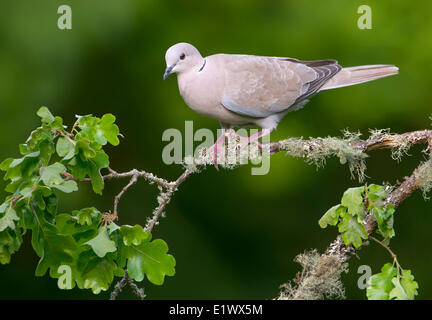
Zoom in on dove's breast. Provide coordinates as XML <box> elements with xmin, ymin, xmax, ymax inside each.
<box><xmin>177</xmin><ymin>55</ymin><xmax>255</xmax><ymax>126</ymax></box>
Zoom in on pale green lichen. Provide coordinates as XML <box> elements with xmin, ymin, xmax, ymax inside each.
<box><xmin>390</xmin><ymin>138</ymin><xmax>411</xmax><ymax>161</ymax></box>
<box><xmin>279</xmin><ymin>130</ymin><xmax>368</xmax><ymax>181</ymax></box>
<box><xmin>415</xmin><ymin>115</ymin><xmax>432</xmax><ymax>198</ymax></box>
<box><xmin>368</xmin><ymin>128</ymin><xmax>390</xmax><ymax>140</ymax></box>
<box><xmin>182</xmin><ymin>130</ymin><xmax>268</xmax><ymax>171</ymax></box>
<box><xmin>309</xmin><ymin>131</ymin><xmax>367</xmax><ymax>181</ymax></box>
<box><xmin>277</xmin><ymin>249</ymin><xmax>347</xmax><ymax>300</ymax></box>
<box><xmin>368</xmin><ymin>128</ymin><xmax>411</xmax><ymax>161</ymax></box>
<box><xmin>184</xmin><ymin>130</ymin><xmax>368</xmax><ymax>180</ymax></box>
<box><xmin>415</xmin><ymin>159</ymin><xmax>432</xmax><ymax>199</ymax></box>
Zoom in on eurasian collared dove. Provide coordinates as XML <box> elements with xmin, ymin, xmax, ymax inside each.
<box><xmin>163</xmin><ymin>42</ymin><xmax>398</xmax><ymax>166</ymax></box>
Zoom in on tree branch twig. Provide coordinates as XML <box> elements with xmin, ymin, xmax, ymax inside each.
<box><xmin>277</xmin><ymin>130</ymin><xmax>432</xmax><ymax>300</ymax></box>
<box><xmin>68</xmin><ymin>128</ymin><xmax>432</xmax><ymax>299</ymax></box>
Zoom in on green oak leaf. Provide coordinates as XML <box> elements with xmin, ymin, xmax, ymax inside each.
<box><xmin>0</xmin><ymin>228</ymin><xmax>22</xmax><ymax>264</ymax></box>
<box><xmin>390</xmin><ymin>278</ymin><xmax>409</xmax><ymax>300</ymax></box>
<box><xmin>389</xmin><ymin>270</ymin><xmax>419</xmax><ymax>300</ymax></box>
<box><xmin>77</xmin><ymin>116</ymin><xmax>98</xmax><ymax>139</ymax></box>
<box><xmin>78</xmin><ymin>114</ymin><xmax>120</xmax><ymax>147</ymax></box>
<box><xmin>24</xmin><ymin>126</ymin><xmax>53</xmax><ymax>152</ymax></box>
<box><xmin>0</xmin><ymin>206</ymin><xmax>19</xmax><ymax>232</ymax></box>
<box><xmin>76</xmin><ymin>250</ymin><xmax>124</xmax><ymax>294</ymax></box>
<box><xmin>35</xmin><ymin>225</ymin><xmax>78</xmax><ymax>277</ymax></box>
<box><xmin>68</xmin><ymin>150</ymin><xmax>108</xmax><ymax>194</ymax></box>
<box><xmin>56</xmin><ymin>137</ymin><xmax>75</xmax><ymax>160</ymax></box>
<box><xmin>32</xmin><ymin>186</ymin><xmax>56</xmax><ymax>214</ymax></box>
<box><xmin>19</xmin><ymin>206</ymin><xmax>44</xmax><ymax>256</ymax></box>
<box><xmin>19</xmin><ymin>187</ymin><xmax>33</xmax><ymax>199</ymax></box>
<box><xmin>55</xmin><ymin>210</ymin><xmax>101</xmax><ymax>246</ymax></box>
<box><xmin>107</xmin><ymin>222</ymin><xmax>120</xmax><ymax>234</ymax></box>
<box><xmin>0</xmin><ymin>158</ymin><xmax>13</xmax><ymax>171</ymax></box>
<box><xmin>319</xmin><ymin>204</ymin><xmax>344</xmax><ymax>228</ymax></box>
<box><xmin>84</xmin><ymin>226</ymin><xmax>116</xmax><ymax>258</ymax></box>
<box><xmin>74</xmin><ymin>207</ymin><xmax>102</xmax><ymax>226</ymax></box>
<box><xmin>54</xmin><ymin>180</ymin><xmax>78</xmax><ymax>193</ymax></box>
<box><xmin>2</xmin><ymin>151</ymin><xmax>40</xmax><ymax>181</ymax></box>
<box><xmin>99</xmin><ymin>114</ymin><xmax>120</xmax><ymax>146</ymax></box>
<box><xmin>338</xmin><ymin>214</ymin><xmax>368</xmax><ymax>248</ymax></box>
<box><xmin>91</xmin><ymin>150</ymin><xmax>109</xmax><ymax>169</ymax></box>
<box><xmin>39</xmin><ymin>139</ymin><xmax>55</xmax><ymax>165</ymax></box>
<box><xmin>367</xmin><ymin>184</ymin><xmax>387</xmax><ymax>203</ymax></box>
<box><xmin>121</xmin><ymin>235</ymin><xmax>176</xmax><ymax>285</ymax></box>
<box><xmin>372</xmin><ymin>206</ymin><xmax>395</xmax><ymax>240</ymax></box>
<box><xmin>120</xmin><ymin>225</ymin><xmax>150</xmax><ymax>246</ymax></box>
<box><xmin>40</xmin><ymin>162</ymin><xmax>67</xmax><ymax>185</ymax></box>
<box><xmin>75</xmin><ymin>139</ymin><xmax>97</xmax><ymax>159</ymax></box>
<box><xmin>367</xmin><ymin>263</ymin><xmax>397</xmax><ymax>300</ymax></box>
<box><xmin>39</xmin><ymin>162</ymin><xmax>78</xmax><ymax>193</ymax></box>
<box><xmin>341</xmin><ymin>186</ymin><xmax>365</xmax><ymax>217</ymax></box>
<box><xmin>37</xmin><ymin>106</ymin><xmax>55</xmax><ymax>125</ymax></box>
<box><xmin>0</xmin><ymin>202</ymin><xmax>8</xmax><ymax>213</ymax></box>
<box><xmin>49</xmin><ymin>116</ymin><xmax>65</xmax><ymax>131</ymax></box>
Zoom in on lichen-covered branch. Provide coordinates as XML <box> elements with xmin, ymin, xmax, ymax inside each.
<box><xmin>277</xmin><ymin>130</ymin><xmax>432</xmax><ymax>300</ymax></box>
<box><xmin>72</xmin><ymin>128</ymin><xmax>431</xmax><ymax>300</ymax></box>
<box><xmin>145</xmin><ymin>169</ymin><xmax>192</xmax><ymax>232</ymax></box>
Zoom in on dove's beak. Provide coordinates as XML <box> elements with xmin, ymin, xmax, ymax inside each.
<box><xmin>163</xmin><ymin>64</ymin><xmax>175</xmax><ymax>80</ymax></box>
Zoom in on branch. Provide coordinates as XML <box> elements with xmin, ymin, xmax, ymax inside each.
<box><xmin>270</xmin><ymin>129</ymin><xmax>432</xmax><ymax>154</ymax></box>
<box><xmin>109</xmin><ymin>270</ymin><xmax>145</xmax><ymax>300</ymax></box>
<box><xmin>145</xmin><ymin>169</ymin><xmax>192</xmax><ymax>232</ymax></box>
<box><xmin>109</xmin><ymin>271</ymin><xmax>128</xmax><ymax>300</ymax></box>
<box><xmin>67</xmin><ymin>128</ymin><xmax>431</xmax><ymax>299</ymax></box>
<box><xmin>277</xmin><ymin>131</ymin><xmax>432</xmax><ymax>300</ymax></box>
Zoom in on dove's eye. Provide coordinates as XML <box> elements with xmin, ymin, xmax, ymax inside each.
<box><xmin>180</xmin><ymin>53</ymin><xmax>186</xmax><ymax>60</ymax></box>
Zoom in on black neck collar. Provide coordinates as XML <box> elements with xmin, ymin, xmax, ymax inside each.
<box><xmin>198</xmin><ymin>59</ymin><xmax>206</xmax><ymax>72</ymax></box>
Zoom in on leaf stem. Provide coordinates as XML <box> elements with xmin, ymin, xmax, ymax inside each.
<box><xmin>369</xmin><ymin>235</ymin><xmax>397</xmax><ymax>260</ymax></box>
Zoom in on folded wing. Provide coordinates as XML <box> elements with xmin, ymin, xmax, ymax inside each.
<box><xmin>221</xmin><ymin>55</ymin><xmax>341</xmax><ymax>118</ymax></box>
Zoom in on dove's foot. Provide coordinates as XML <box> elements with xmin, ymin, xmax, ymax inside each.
<box><xmin>236</xmin><ymin>129</ymin><xmax>271</xmax><ymax>154</ymax></box>
<box><xmin>205</xmin><ymin>129</ymin><xmax>227</xmax><ymax>170</ymax></box>
<box><xmin>204</xmin><ymin>129</ymin><xmax>270</xmax><ymax>169</ymax></box>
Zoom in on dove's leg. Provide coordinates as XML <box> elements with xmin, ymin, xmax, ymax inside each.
<box><xmin>205</xmin><ymin>128</ymin><xmax>271</xmax><ymax>168</ymax></box>
<box><xmin>237</xmin><ymin>129</ymin><xmax>272</xmax><ymax>152</ymax></box>
<box><xmin>205</xmin><ymin>129</ymin><xmax>226</xmax><ymax>169</ymax></box>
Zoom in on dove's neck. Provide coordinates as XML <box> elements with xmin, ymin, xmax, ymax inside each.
<box><xmin>197</xmin><ymin>59</ymin><xmax>206</xmax><ymax>72</ymax></box>
<box><xmin>176</xmin><ymin>55</ymin><xmax>226</xmax><ymax>117</ymax></box>
<box><xmin>179</xmin><ymin>55</ymin><xmax>205</xmax><ymax>76</ymax></box>
<box><xmin>177</xmin><ymin>56</ymin><xmax>205</xmax><ymax>88</ymax></box>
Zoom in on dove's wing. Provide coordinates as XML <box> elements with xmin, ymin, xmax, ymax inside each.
<box><xmin>220</xmin><ymin>54</ymin><xmax>341</xmax><ymax>118</ymax></box>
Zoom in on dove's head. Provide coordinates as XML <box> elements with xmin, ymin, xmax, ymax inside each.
<box><xmin>164</xmin><ymin>43</ymin><xmax>203</xmax><ymax>80</ymax></box>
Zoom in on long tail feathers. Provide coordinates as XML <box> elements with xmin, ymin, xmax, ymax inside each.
<box><xmin>320</xmin><ymin>64</ymin><xmax>399</xmax><ymax>91</ymax></box>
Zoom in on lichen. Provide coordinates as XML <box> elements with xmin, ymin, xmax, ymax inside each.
<box><xmin>185</xmin><ymin>130</ymin><xmax>369</xmax><ymax>181</ymax></box>
<box><xmin>182</xmin><ymin>130</ymin><xmax>267</xmax><ymax>171</ymax></box>
<box><xmin>277</xmin><ymin>249</ymin><xmax>348</xmax><ymax>300</ymax></box>
<box><xmin>390</xmin><ymin>136</ymin><xmax>412</xmax><ymax>161</ymax></box>
<box><xmin>279</xmin><ymin>131</ymin><xmax>368</xmax><ymax>181</ymax></box>
<box><xmin>368</xmin><ymin>128</ymin><xmax>411</xmax><ymax>161</ymax></box>
<box><xmin>308</xmin><ymin>131</ymin><xmax>367</xmax><ymax>181</ymax></box>
<box><xmin>368</xmin><ymin>128</ymin><xmax>390</xmax><ymax>140</ymax></box>
<box><xmin>415</xmin><ymin>159</ymin><xmax>432</xmax><ymax>199</ymax></box>
<box><xmin>278</xmin><ymin>137</ymin><xmax>307</xmax><ymax>158</ymax></box>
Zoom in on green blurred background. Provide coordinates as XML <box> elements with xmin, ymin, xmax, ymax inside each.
<box><xmin>0</xmin><ymin>0</ymin><xmax>431</xmax><ymax>299</ymax></box>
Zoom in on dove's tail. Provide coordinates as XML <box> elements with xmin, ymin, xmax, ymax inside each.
<box><xmin>320</xmin><ymin>64</ymin><xmax>399</xmax><ymax>91</ymax></box>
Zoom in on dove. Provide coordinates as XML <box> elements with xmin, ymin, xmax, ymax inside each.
<box><xmin>163</xmin><ymin>42</ymin><xmax>398</xmax><ymax>167</ymax></box>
